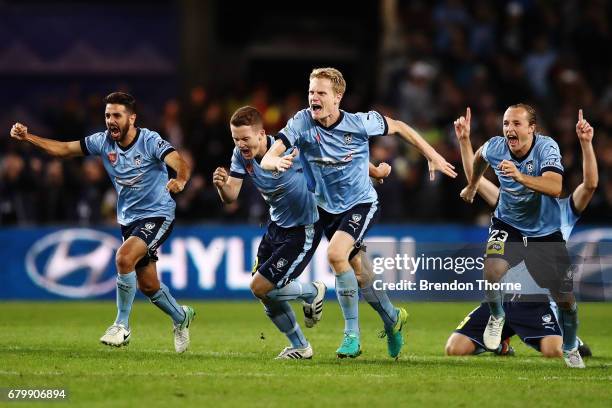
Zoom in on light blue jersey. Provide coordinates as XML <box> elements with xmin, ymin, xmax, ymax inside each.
<box><xmin>81</xmin><ymin>128</ymin><xmax>176</xmax><ymax>225</ymax></box>
<box><xmin>482</xmin><ymin>134</ymin><xmax>564</xmax><ymax>237</ymax></box>
<box><xmin>230</xmin><ymin>136</ymin><xmax>318</xmax><ymax>228</ymax></box>
<box><xmin>277</xmin><ymin>109</ymin><xmax>388</xmax><ymax>214</ymax></box>
<box><xmin>502</xmin><ymin>196</ymin><xmax>580</xmax><ymax>295</ymax></box>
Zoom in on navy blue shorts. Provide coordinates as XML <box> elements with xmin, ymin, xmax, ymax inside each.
<box><xmin>454</xmin><ymin>298</ymin><xmax>562</xmax><ymax>351</ymax></box>
<box><xmin>485</xmin><ymin>218</ymin><xmax>573</xmax><ymax>293</ymax></box>
<box><xmin>120</xmin><ymin>217</ymin><xmax>174</xmax><ymax>269</ymax></box>
<box><xmin>254</xmin><ymin>221</ymin><xmax>323</xmax><ymax>288</ymax></box>
<box><xmin>318</xmin><ymin>202</ymin><xmax>380</xmax><ymax>260</ymax></box>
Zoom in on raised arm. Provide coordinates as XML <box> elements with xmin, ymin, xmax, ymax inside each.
<box><xmin>10</xmin><ymin>122</ymin><xmax>83</xmax><ymax>158</ymax></box>
<box><xmin>212</xmin><ymin>167</ymin><xmax>243</xmax><ymax>204</ymax></box>
<box><xmin>164</xmin><ymin>150</ymin><xmax>191</xmax><ymax>193</ymax></box>
<box><xmin>454</xmin><ymin>107</ymin><xmax>499</xmax><ymax>207</ymax></box>
<box><xmin>386</xmin><ymin>117</ymin><xmax>457</xmax><ymax>180</ymax></box>
<box><xmin>572</xmin><ymin>109</ymin><xmax>598</xmax><ymax>212</ymax></box>
<box><xmin>460</xmin><ymin>146</ymin><xmax>489</xmax><ymax>204</ymax></box>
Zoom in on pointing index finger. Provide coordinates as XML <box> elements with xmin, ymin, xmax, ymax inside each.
<box><xmin>579</xmin><ymin>109</ymin><xmax>583</xmax><ymax>122</ymax></box>
<box><xmin>466</xmin><ymin>107</ymin><xmax>471</xmax><ymax>123</ymax></box>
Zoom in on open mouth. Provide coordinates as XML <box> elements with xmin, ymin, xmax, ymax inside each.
<box><xmin>109</xmin><ymin>125</ymin><xmax>121</xmax><ymax>138</ymax></box>
<box><xmin>506</xmin><ymin>135</ymin><xmax>519</xmax><ymax>148</ymax></box>
<box><xmin>310</xmin><ymin>104</ymin><xmax>323</xmax><ymax>114</ymax></box>
<box><xmin>240</xmin><ymin>148</ymin><xmax>251</xmax><ymax>157</ymax></box>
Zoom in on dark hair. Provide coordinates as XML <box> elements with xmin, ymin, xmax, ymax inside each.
<box><xmin>230</xmin><ymin>106</ymin><xmax>263</xmax><ymax>128</ymax></box>
<box><xmin>104</xmin><ymin>92</ymin><xmax>136</xmax><ymax>113</ymax></box>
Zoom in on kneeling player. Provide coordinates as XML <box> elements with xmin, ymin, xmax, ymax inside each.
<box><xmin>448</xmin><ymin>108</ymin><xmax>597</xmax><ymax>364</ymax></box>
<box><xmin>213</xmin><ymin>106</ymin><xmax>325</xmax><ymax>359</ymax></box>
<box><xmin>446</xmin><ymin>290</ymin><xmax>592</xmax><ymax>358</ymax></box>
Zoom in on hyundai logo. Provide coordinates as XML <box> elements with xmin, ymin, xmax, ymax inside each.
<box><xmin>25</xmin><ymin>229</ymin><xmax>120</xmax><ymax>298</ymax></box>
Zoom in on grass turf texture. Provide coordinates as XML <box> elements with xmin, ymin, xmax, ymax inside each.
<box><xmin>1</xmin><ymin>301</ymin><xmax>611</xmax><ymax>407</ymax></box>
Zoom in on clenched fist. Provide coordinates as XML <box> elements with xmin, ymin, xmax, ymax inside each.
<box><xmin>213</xmin><ymin>167</ymin><xmax>229</xmax><ymax>188</ymax></box>
<box><xmin>10</xmin><ymin>123</ymin><xmax>28</xmax><ymax>140</ymax></box>
<box><xmin>166</xmin><ymin>178</ymin><xmax>186</xmax><ymax>193</ymax></box>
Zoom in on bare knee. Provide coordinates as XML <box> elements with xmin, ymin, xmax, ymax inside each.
<box><xmin>250</xmin><ymin>280</ymin><xmax>268</xmax><ymax>300</ymax></box>
<box><xmin>541</xmin><ymin>347</ymin><xmax>562</xmax><ymax>358</ymax></box>
<box><xmin>484</xmin><ymin>258</ymin><xmax>509</xmax><ymax>282</ymax></box>
<box><xmin>445</xmin><ymin>334</ymin><xmax>475</xmax><ymax>356</ymax></box>
<box><xmin>327</xmin><ymin>246</ymin><xmax>349</xmax><ymax>272</ymax></box>
<box><xmin>540</xmin><ymin>337</ymin><xmax>563</xmax><ymax>358</ymax></box>
<box><xmin>116</xmin><ymin>250</ymin><xmax>138</xmax><ymax>274</ymax></box>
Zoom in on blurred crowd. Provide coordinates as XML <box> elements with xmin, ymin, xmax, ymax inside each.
<box><xmin>0</xmin><ymin>0</ymin><xmax>610</xmax><ymax>226</ymax></box>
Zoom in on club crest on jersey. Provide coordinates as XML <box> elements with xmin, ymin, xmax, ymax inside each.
<box><xmin>276</xmin><ymin>258</ymin><xmax>288</xmax><ymax>269</ymax></box>
<box><xmin>344</xmin><ymin>133</ymin><xmax>352</xmax><ymax>145</ymax></box>
<box><xmin>271</xmin><ymin>170</ymin><xmax>280</xmax><ymax>178</ymax></box>
<box><xmin>107</xmin><ymin>151</ymin><xmax>117</xmax><ymax>165</ymax></box>
<box><xmin>525</xmin><ymin>160</ymin><xmax>534</xmax><ymax>174</ymax></box>
<box><xmin>134</xmin><ymin>154</ymin><xmax>142</xmax><ymax>167</ymax></box>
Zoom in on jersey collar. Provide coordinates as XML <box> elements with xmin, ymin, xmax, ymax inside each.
<box><xmin>312</xmin><ymin>110</ymin><xmax>344</xmax><ymax>130</ymax></box>
<box><xmin>508</xmin><ymin>134</ymin><xmax>537</xmax><ymax>162</ymax></box>
<box><xmin>254</xmin><ymin>135</ymin><xmax>273</xmax><ymax>164</ymax></box>
<box><xmin>116</xmin><ymin>128</ymin><xmax>141</xmax><ymax>152</ymax></box>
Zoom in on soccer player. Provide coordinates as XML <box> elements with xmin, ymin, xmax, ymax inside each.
<box><xmin>447</xmin><ymin>108</ymin><xmax>597</xmax><ymax>363</ymax></box>
<box><xmin>213</xmin><ymin>106</ymin><xmax>326</xmax><ymax>359</ymax></box>
<box><xmin>261</xmin><ymin>67</ymin><xmax>457</xmax><ymax>358</ymax></box>
<box><xmin>460</xmin><ymin>105</ymin><xmax>594</xmax><ymax>367</ymax></box>
<box><xmin>10</xmin><ymin>92</ymin><xmax>195</xmax><ymax>353</ymax></box>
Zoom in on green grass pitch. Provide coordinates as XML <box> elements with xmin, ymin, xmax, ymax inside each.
<box><xmin>1</xmin><ymin>301</ymin><xmax>611</xmax><ymax>407</ymax></box>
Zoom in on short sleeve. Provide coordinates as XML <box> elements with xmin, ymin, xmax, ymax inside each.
<box><xmin>356</xmin><ymin>111</ymin><xmax>388</xmax><ymax>137</ymax></box>
<box><xmin>276</xmin><ymin>111</ymin><xmax>308</xmax><ymax>150</ymax></box>
<box><xmin>229</xmin><ymin>148</ymin><xmax>246</xmax><ymax>179</ymax></box>
<box><xmin>81</xmin><ymin>132</ymin><xmax>106</xmax><ymax>156</ymax></box>
<box><xmin>146</xmin><ymin>132</ymin><xmax>175</xmax><ymax>161</ymax></box>
<box><xmin>539</xmin><ymin>138</ymin><xmax>564</xmax><ymax>175</ymax></box>
<box><xmin>481</xmin><ymin>140</ymin><xmax>491</xmax><ymax>164</ymax></box>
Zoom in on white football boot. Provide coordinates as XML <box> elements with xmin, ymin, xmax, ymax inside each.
<box><xmin>275</xmin><ymin>344</ymin><xmax>313</xmax><ymax>360</ymax></box>
<box><xmin>174</xmin><ymin>305</ymin><xmax>196</xmax><ymax>353</ymax></box>
<box><xmin>563</xmin><ymin>347</ymin><xmax>586</xmax><ymax>368</ymax></box>
<box><xmin>100</xmin><ymin>324</ymin><xmax>131</xmax><ymax>347</ymax></box>
<box><xmin>483</xmin><ymin>315</ymin><xmax>505</xmax><ymax>350</ymax></box>
<box><xmin>302</xmin><ymin>281</ymin><xmax>326</xmax><ymax>328</ymax></box>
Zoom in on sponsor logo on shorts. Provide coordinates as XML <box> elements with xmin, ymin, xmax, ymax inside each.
<box><xmin>542</xmin><ymin>313</ymin><xmax>556</xmax><ymax>330</ymax></box>
<box><xmin>348</xmin><ymin>213</ymin><xmax>362</xmax><ymax>233</ymax></box>
<box><xmin>486</xmin><ymin>241</ymin><xmax>505</xmax><ymax>255</ymax></box>
<box><xmin>145</xmin><ymin>222</ymin><xmax>156</xmax><ymax>231</ymax></box>
<box><xmin>276</xmin><ymin>258</ymin><xmax>287</xmax><ymax>270</ymax></box>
